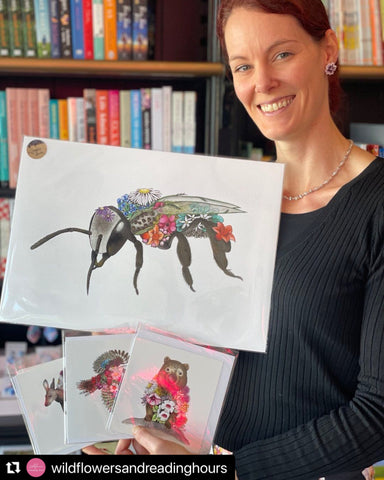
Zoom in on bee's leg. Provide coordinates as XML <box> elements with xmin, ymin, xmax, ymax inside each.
<box><xmin>200</xmin><ymin>220</ymin><xmax>243</xmax><ymax>281</ymax></box>
<box><xmin>175</xmin><ymin>232</ymin><xmax>195</xmax><ymax>292</ymax></box>
<box><xmin>131</xmin><ymin>238</ymin><xmax>143</xmax><ymax>295</ymax></box>
<box><xmin>87</xmin><ymin>234</ymin><xmax>103</xmax><ymax>294</ymax></box>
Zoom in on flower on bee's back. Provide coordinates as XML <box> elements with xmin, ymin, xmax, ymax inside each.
<box><xmin>212</xmin><ymin>222</ymin><xmax>235</xmax><ymax>242</ymax></box>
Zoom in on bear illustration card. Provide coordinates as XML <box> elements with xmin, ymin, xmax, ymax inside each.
<box><xmin>64</xmin><ymin>333</ymin><xmax>135</xmax><ymax>444</ymax></box>
<box><xmin>9</xmin><ymin>358</ymin><xmax>87</xmax><ymax>454</ymax></box>
<box><xmin>107</xmin><ymin>326</ymin><xmax>237</xmax><ymax>453</ymax></box>
<box><xmin>0</xmin><ymin>137</ymin><xmax>284</xmax><ymax>352</ymax></box>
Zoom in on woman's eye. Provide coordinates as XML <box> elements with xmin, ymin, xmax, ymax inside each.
<box><xmin>234</xmin><ymin>64</ymin><xmax>250</xmax><ymax>73</ymax></box>
<box><xmin>275</xmin><ymin>52</ymin><xmax>291</xmax><ymax>60</ymax></box>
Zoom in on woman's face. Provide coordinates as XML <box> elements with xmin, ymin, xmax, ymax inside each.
<box><xmin>224</xmin><ymin>8</ymin><xmax>333</xmax><ymax>142</ymax></box>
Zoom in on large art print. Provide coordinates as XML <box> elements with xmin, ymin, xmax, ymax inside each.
<box><xmin>0</xmin><ymin>137</ymin><xmax>284</xmax><ymax>351</ymax></box>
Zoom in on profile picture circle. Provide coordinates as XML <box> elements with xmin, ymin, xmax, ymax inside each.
<box><xmin>26</xmin><ymin>139</ymin><xmax>47</xmax><ymax>159</ymax></box>
<box><xmin>26</xmin><ymin>458</ymin><xmax>46</xmax><ymax>477</ymax></box>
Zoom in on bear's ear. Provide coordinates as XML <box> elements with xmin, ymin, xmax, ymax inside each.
<box><xmin>164</xmin><ymin>356</ymin><xmax>170</xmax><ymax>363</ymax></box>
<box><xmin>183</xmin><ymin>363</ymin><xmax>189</xmax><ymax>371</ymax></box>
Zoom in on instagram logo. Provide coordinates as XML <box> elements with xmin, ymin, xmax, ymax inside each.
<box><xmin>26</xmin><ymin>458</ymin><xmax>46</xmax><ymax>477</ymax></box>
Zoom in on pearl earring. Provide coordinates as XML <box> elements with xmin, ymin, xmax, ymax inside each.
<box><xmin>325</xmin><ymin>62</ymin><xmax>337</xmax><ymax>75</ymax></box>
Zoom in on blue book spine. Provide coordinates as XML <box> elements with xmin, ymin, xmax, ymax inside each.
<box><xmin>117</xmin><ymin>0</ymin><xmax>132</xmax><ymax>60</ymax></box>
<box><xmin>69</xmin><ymin>0</ymin><xmax>84</xmax><ymax>59</ymax></box>
<box><xmin>49</xmin><ymin>0</ymin><xmax>61</xmax><ymax>57</ymax></box>
<box><xmin>33</xmin><ymin>0</ymin><xmax>51</xmax><ymax>57</ymax></box>
<box><xmin>49</xmin><ymin>99</ymin><xmax>59</xmax><ymax>138</ymax></box>
<box><xmin>0</xmin><ymin>91</ymin><xmax>9</xmax><ymax>187</ymax></box>
<box><xmin>130</xmin><ymin>90</ymin><xmax>142</xmax><ymax>149</ymax></box>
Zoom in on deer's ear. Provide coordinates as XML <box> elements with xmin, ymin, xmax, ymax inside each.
<box><xmin>43</xmin><ymin>380</ymin><xmax>49</xmax><ymax>390</ymax></box>
<box><xmin>50</xmin><ymin>378</ymin><xmax>55</xmax><ymax>389</ymax></box>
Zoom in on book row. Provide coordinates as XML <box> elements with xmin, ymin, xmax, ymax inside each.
<box><xmin>0</xmin><ymin>86</ymin><xmax>197</xmax><ymax>189</ymax></box>
<box><xmin>323</xmin><ymin>0</ymin><xmax>384</xmax><ymax>66</ymax></box>
<box><xmin>0</xmin><ymin>0</ymin><xmax>154</xmax><ymax>60</ymax></box>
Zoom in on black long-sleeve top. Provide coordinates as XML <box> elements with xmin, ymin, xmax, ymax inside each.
<box><xmin>214</xmin><ymin>157</ymin><xmax>384</xmax><ymax>479</ymax></box>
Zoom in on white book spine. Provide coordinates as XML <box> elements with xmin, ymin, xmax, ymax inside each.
<box><xmin>162</xmin><ymin>86</ymin><xmax>172</xmax><ymax>152</ymax></box>
<box><xmin>171</xmin><ymin>91</ymin><xmax>183</xmax><ymax>153</ymax></box>
<box><xmin>150</xmin><ymin>88</ymin><xmax>163</xmax><ymax>151</ymax></box>
<box><xmin>183</xmin><ymin>91</ymin><xmax>196</xmax><ymax>154</ymax></box>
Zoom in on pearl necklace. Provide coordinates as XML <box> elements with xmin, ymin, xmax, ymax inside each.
<box><xmin>283</xmin><ymin>140</ymin><xmax>354</xmax><ymax>201</ymax></box>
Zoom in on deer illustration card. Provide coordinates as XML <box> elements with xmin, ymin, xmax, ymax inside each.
<box><xmin>64</xmin><ymin>333</ymin><xmax>135</xmax><ymax>444</ymax></box>
<box><xmin>107</xmin><ymin>326</ymin><xmax>237</xmax><ymax>453</ymax></box>
<box><xmin>0</xmin><ymin>137</ymin><xmax>284</xmax><ymax>352</ymax></box>
<box><xmin>9</xmin><ymin>358</ymin><xmax>87</xmax><ymax>454</ymax></box>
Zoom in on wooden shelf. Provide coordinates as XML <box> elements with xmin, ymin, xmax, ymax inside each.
<box><xmin>0</xmin><ymin>58</ymin><xmax>225</xmax><ymax>78</ymax></box>
<box><xmin>340</xmin><ymin>65</ymin><xmax>384</xmax><ymax>80</ymax></box>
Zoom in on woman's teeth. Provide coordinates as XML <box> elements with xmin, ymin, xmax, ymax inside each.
<box><xmin>260</xmin><ymin>97</ymin><xmax>294</xmax><ymax>113</ymax></box>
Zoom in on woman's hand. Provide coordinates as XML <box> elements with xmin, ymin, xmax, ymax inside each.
<box><xmin>116</xmin><ymin>426</ymin><xmax>191</xmax><ymax>455</ymax></box>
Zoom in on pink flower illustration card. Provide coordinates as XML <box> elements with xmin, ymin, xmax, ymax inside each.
<box><xmin>107</xmin><ymin>326</ymin><xmax>237</xmax><ymax>453</ymax></box>
<box><xmin>64</xmin><ymin>332</ymin><xmax>135</xmax><ymax>444</ymax></box>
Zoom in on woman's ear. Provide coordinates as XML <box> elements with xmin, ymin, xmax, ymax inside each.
<box><xmin>322</xmin><ymin>28</ymin><xmax>339</xmax><ymax>65</ymax></box>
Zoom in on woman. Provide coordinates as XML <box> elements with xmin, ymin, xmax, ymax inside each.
<box><xmin>85</xmin><ymin>1</ymin><xmax>384</xmax><ymax>478</ymax></box>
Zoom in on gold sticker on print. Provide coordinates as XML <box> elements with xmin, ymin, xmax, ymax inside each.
<box><xmin>27</xmin><ymin>139</ymin><xmax>47</xmax><ymax>159</ymax></box>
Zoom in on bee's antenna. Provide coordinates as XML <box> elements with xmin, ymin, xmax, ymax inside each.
<box><xmin>31</xmin><ymin>228</ymin><xmax>90</xmax><ymax>249</ymax></box>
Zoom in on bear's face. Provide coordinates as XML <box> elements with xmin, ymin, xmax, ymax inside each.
<box><xmin>158</xmin><ymin>356</ymin><xmax>189</xmax><ymax>390</ymax></box>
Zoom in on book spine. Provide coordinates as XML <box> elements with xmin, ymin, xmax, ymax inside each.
<box><xmin>171</xmin><ymin>90</ymin><xmax>183</xmax><ymax>153</ymax></box>
<box><xmin>58</xmin><ymin>0</ymin><xmax>72</xmax><ymax>57</ymax></box>
<box><xmin>161</xmin><ymin>85</ymin><xmax>172</xmax><ymax>152</ymax></box>
<box><xmin>83</xmin><ymin>0</ymin><xmax>93</xmax><ymax>59</ymax></box>
<box><xmin>96</xmin><ymin>89</ymin><xmax>109</xmax><ymax>144</ymax></box>
<box><xmin>58</xmin><ymin>98</ymin><xmax>69</xmax><ymax>139</ymax></box>
<box><xmin>103</xmin><ymin>0</ymin><xmax>117</xmax><ymax>60</ymax></box>
<box><xmin>369</xmin><ymin>0</ymin><xmax>384</xmax><ymax>65</ymax></box>
<box><xmin>0</xmin><ymin>198</ymin><xmax>10</xmax><ymax>278</ymax></box>
<box><xmin>150</xmin><ymin>87</ymin><xmax>162</xmax><ymax>151</ymax></box>
<box><xmin>130</xmin><ymin>89</ymin><xmax>142</xmax><ymax>148</ymax></box>
<box><xmin>17</xmin><ymin>87</ymin><xmax>29</xmax><ymax>137</ymax></box>
<box><xmin>83</xmin><ymin>88</ymin><xmax>97</xmax><ymax>143</ymax></box>
<box><xmin>108</xmin><ymin>89</ymin><xmax>120</xmax><ymax>146</ymax></box>
<box><xmin>0</xmin><ymin>0</ymin><xmax>10</xmax><ymax>57</ymax></box>
<box><xmin>183</xmin><ymin>90</ymin><xmax>196</xmax><ymax>154</ymax></box>
<box><xmin>38</xmin><ymin>88</ymin><xmax>50</xmax><ymax>137</ymax></box>
<box><xmin>0</xmin><ymin>90</ymin><xmax>9</xmax><ymax>188</ymax></box>
<box><xmin>6</xmin><ymin>88</ymin><xmax>21</xmax><ymax>189</ymax></box>
<box><xmin>342</xmin><ymin>0</ymin><xmax>359</xmax><ymax>65</ymax></box>
<box><xmin>33</xmin><ymin>0</ymin><xmax>51</xmax><ymax>57</ymax></box>
<box><xmin>75</xmin><ymin>97</ymin><xmax>86</xmax><ymax>142</ymax></box>
<box><xmin>49</xmin><ymin>98</ymin><xmax>59</xmax><ymax>138</ymax></box>
<box><xmin>27</xmin><ymin>88</ymin><xmax>39</xmax><ymax>136</ymax></box>
<box><xmin>49</xmin><ymin>0</ymin><xmax>61</xmax><ymax>58</ymax></box>
<box><xmin>119</xmin><ymin>89</ymin><xmax>131</xmax><ymax>147</ymax></box>
<box><xmin>117</xmin><ymin>0</ymin><xmax>132</xmax><ymax>60</ymax></box>
<box><xmin>69</xmin><ymin>0</ymin><xmax>84</xmax><ymax>59</ymax></box>
<box><xmin>21</xmin><ymin>0</ymin><xmax>37</xmax><ymax>57</ymax></box>
<box><xmin>329</xmin><ymin>0</ymin><xmax>345</xmax><ymax>63</ymax></box>
<box><xmin>141</xmin><ymin>87</ymin><xmax>151</xmax><ymax>150</ymax></box>
<box><xmin>9</xmin><ymin>0</ymin><xmax>24</xmax><ymax>57</ymax></box>
<box><xmin>67</xmin><ymin>96</ymin><xmax>77</xmax><ymax>141</ymax></box>
<box><xmin>132</xmin><ymin>0</ymin><xmax>147</xmax><ymax>60</ymax></box>
<box><xmin>92</xmin><ymin>0</ymin><xmax>103</xmax><ymax>59</ymax></box>
<box><xmin>358</xmin><ymin>0</ymin><xmax>373</xmax><ymax>65</ymax></box>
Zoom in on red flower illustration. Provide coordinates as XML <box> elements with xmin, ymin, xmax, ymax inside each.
<box><xmin>212</xmin><ymin>222</ymin><xmax>235</xmax><ymax>242</ymax></box>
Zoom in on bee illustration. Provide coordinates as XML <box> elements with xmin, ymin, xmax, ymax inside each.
<box><xmin>31</xmin><ymin>188</ymin><xmax>245</xmax><ymax>294</ymax></box>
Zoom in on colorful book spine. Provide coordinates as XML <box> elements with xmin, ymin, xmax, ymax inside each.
<box><xmin>49</xmin><ymin>98</ymin><xmax>59</xmax><ymax>138</ymax></box>
<box><xmin>103</xmin><ymin>0</ymin><xmax>117</xmax><ymax>60</ymax></box>
<box><xmin>130</xmin><ymin>89</ymin><xmax>142</xmax><ymax>148</ymax></box>
<box><xmin>0</xmin><ymin>91</ymin><xmax>9</xmax><ymax>188</ymax></box>
<box><xmin>58</xmin><ymin>0</ymin><xmax>72</xmax><ymax>57</ymax></box>
<box><xmin>58</xmin><ymin>98</ymin><xmax>69</xmax><ymax>139</ymax></box>
<box><xmin>132</xmin><ymin>0</ymin><xmax>148</xmax><ymax>60</ymax></box>
<box><xmin>49</xmin><ymin>0</ymin><xmax>61</xmax><ymax>58</ymax></box>
<box><xmin>33</xmin><ymin>0</ymin><xmax>51</xmax><ymax>58</ymax></box>
<box><xmin>183</xmin><ymin>91</ymin><xmax>196</xmax><ymax>154</ymax></box>
<box><xmin>0</xmin><ymin>0</ymin><xmax>10</xmax><ymax>57</ymax></box>
<box><xmin>67</xmin><ymin>96</ymin><xmax>77</xmax><ymax>141</ymax></box>
<box><xmin>0</xmin><ymin>198</ymin><xmax>10</xmax><ymax>278</ymax></box>
<box><xmin>357</xmin><ymin>0</ymin><xmax>373</xmax><ymax>65</ymax></box>
<box><xmin>83</xmin><ymin>0</ymin><xmax>93</xmax><ymax>59</ymax></box>
<box><xmin>141</xmin><ymin>87</ymin><xmax>151</xmax><ymax>150</ymax></box>
<box><xmin>342</xmin><ymin>0</ymin><xmax>359</xmax><ymax>65</ymax></box>
<box><xmin>38</xmin><ymin>88</ymin><xmax>50</xmax><ymax>137</ymax></box>
<box><xmin>369</xmin><ymin>0</ymin><xmax>384</xmax><ymax>65</ymax></box>
<box><xmin>108</xmin><ymin>89</ymin><xmax>120</xmax><ymax>146</ymax></box>
<box><xmin>150</xmin><ymin>87</ymin><xmax>162</xmax><ymax>151</ymax></box>
<box><xmin>17</xmin><ymin>87</ymin><xmax>30</xmax><ymax>137</ymax></box>
<box><xmin>6</xmin><ymin>88</ymin><xmax>22</xmax><ymax>189</ymax></box>
<box><xmin>69</xmin><ymin>0</ymin><xmax>84</xmax><ymax>59</ymax></box>
<box><xmin>84</xmin><ymin>88</ymin><xmax>97</xmax><ymax>143</ymax></box>
<box><xmin>92</xmin><ymin>0</ymin><xmax>103</xmax><ymax>59</ymax></box>
<box><xmin>171</xmin><ymin>91</ymin><xmax>183</xmax><ymax>153</ymax></box>
<box><xmin>96</xmin><ymin>89</ymin><xmax>109</xmax><ymax>144</ymax></box>
<box><xmin>119</xmin><ymin>89</ymin><xmax>131</xmax><ymax>148</ymax></box>
<box><xmin>117</xmin><ymin>0</ymin><xmax>132</xmax><ymax>60</ymax></box>
<box><xmin>21</xmin><ymin>0</ymin><xmax>37</xmax><ymax>57</ymax></box>
<box><xmin>27</xmin><ymin>88</ymin><xmax>39</xmax><ymax>136</ymax></box>
<box><xmin>8</xmin><ymin>0</ymin><xmax>24</xmax><ymax>57</ymax></box>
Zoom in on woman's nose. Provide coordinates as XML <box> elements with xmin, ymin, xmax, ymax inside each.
<box><xmin>253</xmin><ymin>66</ymin><xmax>277</xmax><ymax>93</ymax></box>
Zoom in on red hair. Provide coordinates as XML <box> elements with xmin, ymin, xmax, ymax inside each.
<box><xmin>216</xmin><ymin>0</ymin><xmax>342</xmax><ymax>115</ymax></box>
